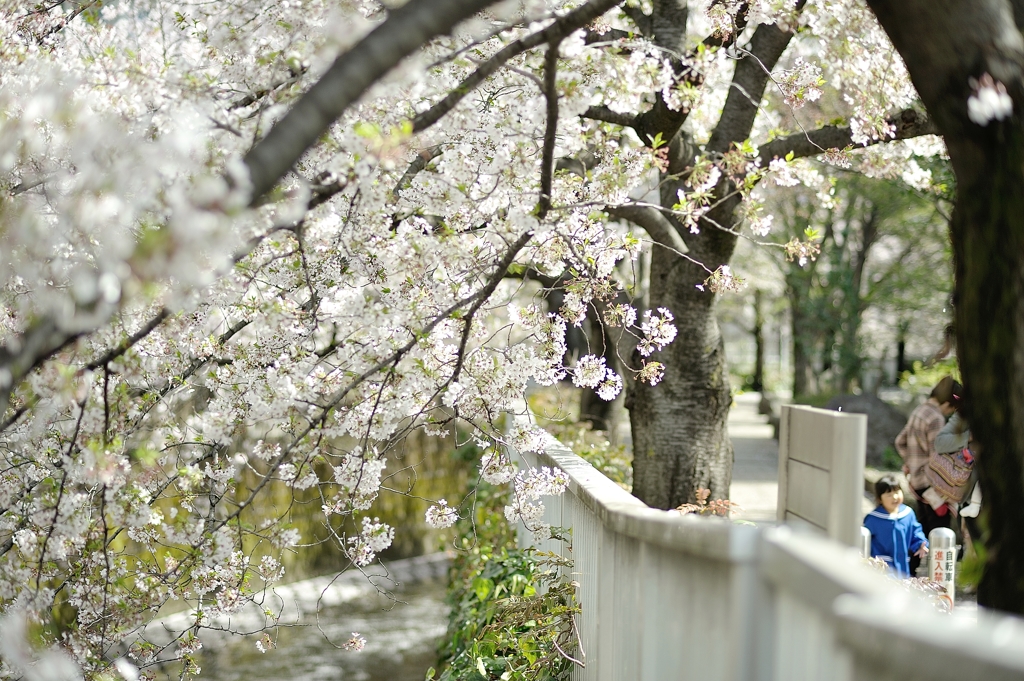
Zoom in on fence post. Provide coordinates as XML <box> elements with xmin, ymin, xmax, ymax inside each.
<box><xmin>860</xmin><ymin>526</ymin><xmax>871</xmax><ymax>559</ymax></box>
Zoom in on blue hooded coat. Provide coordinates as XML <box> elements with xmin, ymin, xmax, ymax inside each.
<box><xmin>863</xmin><ymin>504</ymin><xmax>928</xmax><ymax>577</ymax></box>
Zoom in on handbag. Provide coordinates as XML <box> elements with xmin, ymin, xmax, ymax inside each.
<box><xmin>927</xmin><ymin>447</ymin><xmax>975</xmax><ymax>503</ymax></box>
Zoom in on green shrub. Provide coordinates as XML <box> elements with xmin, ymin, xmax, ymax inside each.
<box><xmin>431</xmin><ymin>485</ymin><xmax>581</xmax><ymax>681</ymax></box>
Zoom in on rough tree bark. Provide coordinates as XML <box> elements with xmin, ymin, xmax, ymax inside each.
<box><xmin>865</xmin><ymin>0</ymin><xmax>1024</xmax><ymax>614</ymax></box>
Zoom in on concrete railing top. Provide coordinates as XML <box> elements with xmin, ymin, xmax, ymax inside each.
<box><xmin>835</xmin><ymin>595</ymin><xmax>1024</xmax><ymax>681</ymax></box>
<box><xmin>532</xmin><ymin>426</ymin><xmax>763</xmax><ymax>564</ymax></box>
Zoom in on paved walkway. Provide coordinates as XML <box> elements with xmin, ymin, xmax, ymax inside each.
<box><xmin>728</xmin><ymin>392</ymin><xmax>780</xmax><ymax>524</ymax></box>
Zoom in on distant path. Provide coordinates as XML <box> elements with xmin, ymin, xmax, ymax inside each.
<box><xmin>728</xmin><ymin>392</ymin><xmax>779</xmax><ymax>524</ymax></box>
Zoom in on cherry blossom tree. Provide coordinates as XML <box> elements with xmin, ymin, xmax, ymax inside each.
<box><xmin>580</xmin><ymin>1</ymin><xmax>938</xmax><ymax>509</ymax></box>
<box><xmin>0</xmin><ymin>0</ymin><xmax>678</xmax><ymax>676</ymax></box>
<box><xmin>6</xmin><ymin>0</ymin><xmax>1020</xmax><ymax>676</ymax></box>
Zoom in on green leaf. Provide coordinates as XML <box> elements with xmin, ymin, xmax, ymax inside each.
<box><xmin>353</xmin><ymin>121</ymin><xmax>380</xmax><ymax>139</ymax></box>
<box><xmin>472</xmin><ymin>576</ymin><xmax>494</xmax><ymax>602</ymax></box>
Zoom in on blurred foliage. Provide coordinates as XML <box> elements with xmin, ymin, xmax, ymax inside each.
<box><xmin>881</xmin><ymin>446</ymin><xmax>904</xmax><ymax>471</ymax></box>
<box><xmin>791</xmin><ymin>391</ymin><xmax>839</xmax><ymax>408</ymax></box>
<box><xmin>957</xmin><ymin>521</ymin><xmax>987</xmax><ymax>591</ymax></box>
<box><xmin>432</xmin><ymin>484</ymin><xmax>580</xmax><ymax>681</ymax></box>
<box><xmin>174</xmin><ymin>428</ymin><xmax>477</xmax><ymax>593</ymax></box>
<box><xmin>899</xmin><ymin>358</ymin><xmax>961</xmax><ymax>396</ymax></box>
<box><xmin>546</xmin><ymin>423</ymin><xmax>632</xmax><ymax>491</ymax></box>
<box><xmin>527</xmin><ymin>387</ymin><xmax>633</xmax><ymax>491</ymax></box>
<box><xmin>765</xmin><ymin>174</ymin><xmax>952</xmax><ymax>398</ymax></box>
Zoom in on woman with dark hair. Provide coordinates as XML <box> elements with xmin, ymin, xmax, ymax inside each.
<box><xmin>895</xmin><ymin>376</ymin><xmax>960</xmax><ymax>574</ymax></box>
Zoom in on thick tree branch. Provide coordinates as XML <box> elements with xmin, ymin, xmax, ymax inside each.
<box><xmin>538</xmin><ymin>42</ymin><xmax>561</xmax><ymax>219</ymax></box>
<box><xmin>243</xmin><ymin>0</ymin><xmax>502</xmax><ymax>203</ymax></box>
<box><xmin>411</xmin><ymin>0</ymin><xmax>625</xmax><ymax>133</ymax></box>
<box><xmin>606</xmin><ymin>204</ymin><xmax>689</xmax><ymax>254</ymax></box>
<box><xmin>392</xmin><ymin>145</ymin><xmax>444</xmax><ymax>200</ymax></box>
<box><xmin>631</xmin><ymin>10</ymin><xmax>750</xmax><ymax>144</ymax></box>
<box><xmin>621</xmin><ymin>4</ymin><xmax>652</xmax><ymax>36</ymax></box>
<box><xmin>706</xmin><ymin>2</ymin><xmax>807</xmax><ymax>154</ymax></box>
<box><xmin>1012</xmin><ymin>0</ymin><xmax>1024</xmax><ymax>32</ymax></box>
<box><xmin>649</xmin><ymin>0</ymin><xmax>689</xmax><ymax>53</ymax></box>
<box><xmin>581</xmin><ymin>105</ymin><xmax>639</xmax><ymax>129</ymax></box>
<box><xmin>757</xmin><ymin>109</ymin><xmax>938</xmax><ymax>163</ymax></box>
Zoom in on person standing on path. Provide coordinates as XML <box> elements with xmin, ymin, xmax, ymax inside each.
<box><xmin>894</xmin><ymin>376</ymin><xmax>960</xmax><ymax>574</ymax></box>
<box><xmin>933</xmin><ymin>400</ymin><xmax>983</xmax><ymax>555</ymax></box>
<box><xmin>864</xmin><ymin>475</ymin><xmax>929</xmax><ymax>578</ymax></box>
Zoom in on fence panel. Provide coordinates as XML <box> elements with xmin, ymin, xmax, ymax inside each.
<box><xmin>777</xmin><ymin>405</ymin><xmax>866</xmax><ymax>547</ymax></box>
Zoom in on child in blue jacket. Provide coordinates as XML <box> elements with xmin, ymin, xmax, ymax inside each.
<box><xmin>863</xmin><ymin>474</ymin><xmax>929</xmax><ymax>577</ymax></box>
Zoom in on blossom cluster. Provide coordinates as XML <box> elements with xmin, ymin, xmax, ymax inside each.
<box><xmin>346</xmin><ymin>517</ymin><xmax>395</xmax><ymax>568</ymax></box>
<box><xmin>424</xmin><ymin>499</ymin><xmax>460</xmax><ymax>529</ymax></box>
<box><xmin>504</xmin><ymin>466</ymin><xmax>570</xmax><ymax>541</ymax></box>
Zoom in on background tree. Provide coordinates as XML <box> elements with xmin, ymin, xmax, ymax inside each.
<box><xmin>771</xmin><ymin>174</ymin><xmax>952</xmax><ymax>398</ymax></box>
<box><xmin>590</xmin><ymin>1</ymin><xmax>938</xmax><ymax>509</ymax></box>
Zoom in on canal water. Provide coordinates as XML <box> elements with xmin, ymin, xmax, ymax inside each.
<box><xmin>200</xmin><ymin>580</ymin><xmax>448</xmax><ymax>681</ymax></box>
<box><xmin>142</xmin><ymin>554</ymin><xmax>452</xmax><ymax>681</ymax></box>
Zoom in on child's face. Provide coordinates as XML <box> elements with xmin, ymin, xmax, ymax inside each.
<box><xmin>880</xmin><ymin>488</ymin><xmax>903</xmax><ymax>514</ymax></box>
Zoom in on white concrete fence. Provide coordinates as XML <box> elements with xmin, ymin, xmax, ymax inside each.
<box><xmin>515</xmin><ymin>423</ymin><xmax>1024</xmax><ymax>681</ymax></box>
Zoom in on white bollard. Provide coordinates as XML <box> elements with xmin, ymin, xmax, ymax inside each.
<box><xmin>860</xmin><ymin>526</ymin><xmax>871</xmax><ymax>559</ymax></box>
<box><xmin>928</xmin><ymin>527</ymin><xmax>956</xmax><ymax>609</ymax></box>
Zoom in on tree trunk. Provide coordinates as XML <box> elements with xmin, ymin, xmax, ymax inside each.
<box><xmin>752</xmin><ymin>289</ymin><xmax>765</xmax><ymax>392</ymax></box>
<box><xmin>789</xmin><ymin>288</ymin><xmax>818</xmax><ymax>398</ymax></box>
<box><xmin>896</xmin><ymin>320</ymin><xmax>908</xmax><ymax>378</ymax></box>
<box><xmin>628</xmin><ymin>194</ymin><xmax>737</xmax><ymax>509</ymax></box>
<box><xmin>950</xmin><ymin>139</ymin><xmax>1024</xmax><ymax>612</ymax></box>
<box><xmin>866</xmin><ymin>0</ymin><xmax>1024</xmax><ymax>614</ymax></box>
<box><xmin>627</xmin><ymin>8</ymin><xmax>797</xmax><ymax>510</ymax></box>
